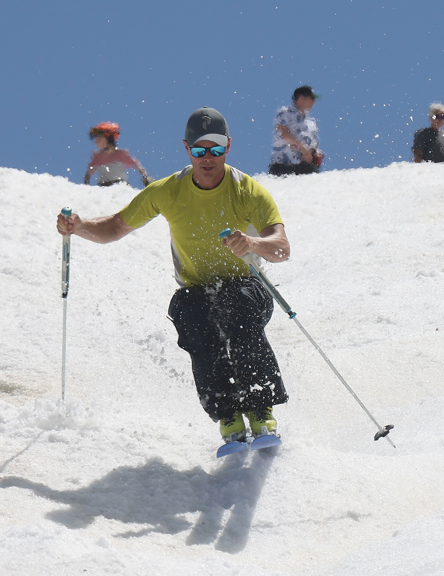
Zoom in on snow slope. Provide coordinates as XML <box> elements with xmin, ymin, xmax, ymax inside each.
<box><xmin>1</xmin><ymin>162</ymin><xmax>444</xmax><ymax>575</ymax></box>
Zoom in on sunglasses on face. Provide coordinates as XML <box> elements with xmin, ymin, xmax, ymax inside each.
<box><xmin>432</xmin><ymin>114</ymin><xmax>444</xmax><ymax>120</ymax></box>
<box><xmin>190</xmin><ymin>145</ymin><xmax>226</xmax><ymax>158</ymax></box>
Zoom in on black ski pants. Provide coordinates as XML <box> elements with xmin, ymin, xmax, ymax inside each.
<box><xmin>268</xmin><ymin>162</ymin><xmax>319</xmax><ymax>176</ymax></box>
<box><xmin>168</xmin><ymin>277</ymin><xmax>288</xmax><ymax>422</ymax></box>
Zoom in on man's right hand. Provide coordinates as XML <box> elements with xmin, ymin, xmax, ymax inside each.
<box><xmin>290</xmin><ymin>143</ymin><xmax>312</xmax><ymax>163</ymax></box>
<box><xmin>57</xmin><ymin>212</ymin><xmax>79</xmax><ymax>236</ymax></box>
<box><xmin>300</xmin><ymin>148</ymin><xmax>313</xmax><ymax>163</ymax></box>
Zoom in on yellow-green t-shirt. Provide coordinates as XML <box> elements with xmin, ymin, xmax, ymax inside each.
<box><xmin>120</xmin><ymin>164</ymin><xmax>283</xmax><ymax>287</ymax></box>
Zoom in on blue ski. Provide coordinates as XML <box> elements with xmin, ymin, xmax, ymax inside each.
<box><xmin>250</xmin><ymin>434</ymin><xmax>282</xmax><ymax>450</ymax></box>
<box><xmin>217</xmin><ymin>440</ymin><xmax>249</xmax><ymax>458</ymax></box>
<box><xmin>217</xmin><ymin>434</ymin><xmax>281</xmax><ymax>458</ymax></box>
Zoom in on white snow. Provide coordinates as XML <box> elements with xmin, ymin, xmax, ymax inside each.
<box><xmin>1</xmin><ymin>162</ymin><xmax>444</xmax><ymax>575</ymax></box>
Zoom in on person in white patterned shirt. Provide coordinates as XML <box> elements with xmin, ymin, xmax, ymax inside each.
<box><xmin>269</xmin><ymin>85</ymin><xmax>323</xmax><ymax>176</ymax></box>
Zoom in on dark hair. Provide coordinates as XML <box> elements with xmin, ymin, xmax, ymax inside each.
<box><xmin>292</xmin><ymin>85</ymin><xmax>316</xmax><ymax>102</ymax></box>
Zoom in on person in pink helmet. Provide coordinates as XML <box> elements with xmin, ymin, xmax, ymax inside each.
<box><xmin>84</xmin><ymin>122</ymin><xmax>153</xmax><ymax>187</ymax></box>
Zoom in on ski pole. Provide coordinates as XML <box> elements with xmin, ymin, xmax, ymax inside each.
<box><xmin>61</xmin><ymin>206</ymin><xmax>72</xmax><ymax>401</ymax></box>
<box><xmin>219</xmin><ymin>228</ymin><xmax>395</xmax><ymax>448</ymax></box>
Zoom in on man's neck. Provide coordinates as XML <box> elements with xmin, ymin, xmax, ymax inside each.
<box><xmin>192</xmin><ymin>168</ymin><xmax>226</xmax><ymax>190</ymax></box>
<box><xmin>293</xmin><ymin>103</ymin><xmax>306</xmax><ymax>117</ymax></box>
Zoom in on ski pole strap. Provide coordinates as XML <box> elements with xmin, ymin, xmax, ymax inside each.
<box><xmin>61</xmin><ymin>207</ymin><xmax>72</xmax><ymax>298</ymax></box>
<box><xmin>218</xmin><ymin>228</ymin><xmax>296</xmax><ymax>319</ymax></box>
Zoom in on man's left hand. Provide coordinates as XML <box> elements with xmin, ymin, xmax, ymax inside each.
<box><xmin>222</xmin><ymin>230</ymin><xmax>253</xmax><ymax>257</ymax></box>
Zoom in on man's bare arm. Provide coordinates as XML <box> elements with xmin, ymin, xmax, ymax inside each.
<box><xmin>223</xmin><ymin>223</ymin><xmax>290</xmax><ymax>263</ymax></box>
<box><xmin>56</xmin><ymin>212</ymin><xmax>135</xmax><ymax>244</ymax></box>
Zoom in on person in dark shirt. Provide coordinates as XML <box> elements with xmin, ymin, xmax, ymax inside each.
<box><xmin>412</xmin><ymin>103</ymin><xmax>444</xmax><ymax>163</ymax></box>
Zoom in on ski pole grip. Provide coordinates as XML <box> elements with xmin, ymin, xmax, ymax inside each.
<box><xmin>219</xmin><ymin>228</ymin><xmax>232</xmax><ymax>239</ymax></box>
<box><xmin>219</xmin><ymin>228</ymin><xmax>256</xmax><ymax>267</ymax></box>
<box><xmin>61</xmin><ymin>206</ymin><xmax>72</xmax><ymax>221</ymax></box>
<box><xmin>61</xmin><ymin>207</ymin><xmax>72</xmax><ymax>297</ymax></box>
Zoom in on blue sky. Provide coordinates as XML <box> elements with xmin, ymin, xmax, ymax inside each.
<box><xmin>1</xmin><ymin>0</ymin><xmax>443</xmax><ymax>186</ymax></box>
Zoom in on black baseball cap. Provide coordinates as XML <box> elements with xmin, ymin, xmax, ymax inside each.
<box><xmin>185</xmin><ymin>107</ymin><xmax>230</xmax><ymax>147</ymax></box>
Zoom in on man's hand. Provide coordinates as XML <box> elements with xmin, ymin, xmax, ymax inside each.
<box><xmin>222</xmin><ymin>224</ymin><xmax>290</xmax><ymax>263</ymax></box>
<box><xmin>300</xmin><ymin>147</ymin><xmax>313</xmax><ymax>163</ymax></box>
<box><xmin>56</xmin><ymin>212</ymin><xmax>134</xmax><ymax>244</ymax></box>
<box><xmin>413</xmin><ymin>149</ymin><xmax>423</xmax><ymax>163</ymax></box>
<box><xmin>57</xmin><ymin>212</ymin><xmax>80</xmax><ymax>236</ymax></box>
<box><xmin>222</xmin><ymin>230</ymin><xmax>253</xmax><ymax>257</ymax></box>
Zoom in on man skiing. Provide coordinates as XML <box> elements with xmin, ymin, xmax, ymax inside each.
<box><xmin>57</xmin><ymin>107</ymin><xmax>290</xmax><ymax>449</ymax></box>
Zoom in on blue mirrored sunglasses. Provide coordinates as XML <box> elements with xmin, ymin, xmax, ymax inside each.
<box><xmin>190</xmin><ymin>145</ymin><xmax>226</xmax><ymax>158</ymax></box>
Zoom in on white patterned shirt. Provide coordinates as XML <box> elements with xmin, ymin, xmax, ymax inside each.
<box><xmin>270</xmin><ymin>103</ymin><xmax>319</xmax><ymax>165</ymax></box>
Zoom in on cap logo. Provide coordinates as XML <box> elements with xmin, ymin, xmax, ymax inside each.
<box><xmin>202</xmin><ymin>115</ymin><xmax>212</xmax><ymax>130</ymax></box>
